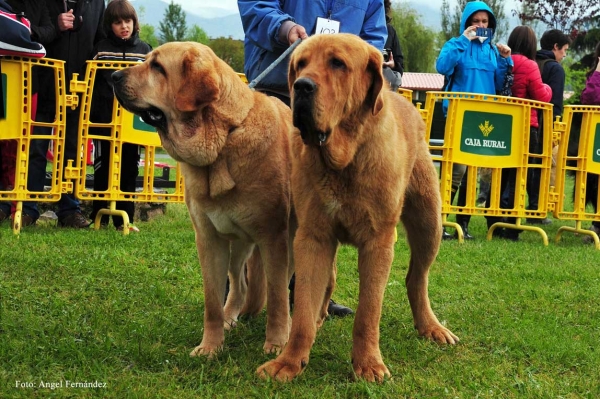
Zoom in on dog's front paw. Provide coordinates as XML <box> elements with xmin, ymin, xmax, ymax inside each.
<box><xmin>352</xmin><ymin>359</ymin><xmax>391</xmax><ymax>382</ymax></box>
<box><xmin>419</xmin><ymin>324</ymin><xmax>459</xmax><ymax>345</ymax></box>
<box><xmin>256</xmin><ymin>357</ymin><xmax>308</xmax><ymax>382</ymax></box>
<box><xmin>189</xmin><ymin>342</ymin><xmax>222</xmax><ymax>359</ymax></box>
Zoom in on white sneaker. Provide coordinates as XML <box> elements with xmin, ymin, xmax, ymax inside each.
<box><xmin>116</xmin><ymin>225</ymin><xmax>140</xmax><ymax>233</ymax></box>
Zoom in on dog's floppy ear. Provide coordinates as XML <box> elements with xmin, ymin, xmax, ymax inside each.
<box><xmin>288</xmin><ymin>53</ymin><xmax>298</xmax><ymax>96</ymax></box>
<box><xmin>365</xmin><ymin>48</ymin><xmax>385</xmax><ymax>116</ymax></box>
<box><xmin>175</xmin><ymin>50</ymin><xmax>220</xmax><ymax>112</ymax></box>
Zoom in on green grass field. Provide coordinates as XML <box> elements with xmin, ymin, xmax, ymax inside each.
<box><xmin>1</xmin><ymin>204</ymin><xmax>599</xmax><ymax>398</ymax></box>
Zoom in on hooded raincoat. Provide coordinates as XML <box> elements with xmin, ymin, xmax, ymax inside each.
<box><xmin>436</xmin><ymin>1</ymin><xmax>513</xmax><ymax>115</ymax></box>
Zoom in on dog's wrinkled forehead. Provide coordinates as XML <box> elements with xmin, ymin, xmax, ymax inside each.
<box><xmin>293</xmin><ymin>34</ymin><xmax>370</xmax><ymax>70</ymax></box>
<box><xmin>145</xmin><ymin>43</ymin><xmax>214</xmax><ymax>81</ymax></box>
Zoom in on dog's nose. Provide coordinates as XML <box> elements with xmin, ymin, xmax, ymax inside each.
<box><xmin>293</xmin><ymin>77</ymin><xmax>317</xmax><ymax>96</ymax></box>
<box><xmin>111</xmin><ymin>70</ymin><xmax>124</xmax><ymax>84</ymax></box>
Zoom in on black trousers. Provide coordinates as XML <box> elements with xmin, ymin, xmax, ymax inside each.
<box><xmin>90</xmin><ymin>138</ymin><xmax>140</xmax><ymax>227</ymax></box>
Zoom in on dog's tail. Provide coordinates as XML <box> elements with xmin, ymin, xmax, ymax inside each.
<box><xmin>240</xmin><ymin>247</ymin><xmax>267</xmax><ymax>316</ymax></box>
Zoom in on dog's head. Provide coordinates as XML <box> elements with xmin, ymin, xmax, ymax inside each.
<box><xmin>288</xmin><ymin>34</ymin><xmax>385</xmax><ymax>147</ymax></box>
<box><xmin>112</xmin><ymin>42</ymin><xmax>234</xmax><ymax>166</ymax></box>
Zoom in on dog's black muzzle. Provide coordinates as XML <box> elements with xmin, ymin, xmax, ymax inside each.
<box><xmin>111</xmin><ymin>70</ymin><xmax>167</xmax><ymax>132</ymax></box>
<box><xmin>292</xmin><ymin>77</ymin><xmax>329</xmax><ymax>146</ymax></box>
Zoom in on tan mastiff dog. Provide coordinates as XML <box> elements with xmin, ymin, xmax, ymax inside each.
<box><xmin>257</xmin><ymin>34</ymin><xmax>459</xmax><ymax>382</ymax></box>
<box><xmin>112</xmin><ymin>42</ymin><xmax>294</xmax><ymax>357</ymax></box>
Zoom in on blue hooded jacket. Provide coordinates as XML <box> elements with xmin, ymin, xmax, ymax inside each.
<box><xmin>436</xmin><ymin>1</ymin><xmax>513</xmax><ymax>114</ymax></box>
<box><xmin>238</xmin><ymin>0</ymin><xmax>387</xmax><ymax>95</ymax></box>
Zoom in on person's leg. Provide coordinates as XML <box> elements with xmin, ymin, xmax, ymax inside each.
<box><xmin>90</xmin><ymin>138</ymin><xmax>110</xmax><ymax>226</ymax></box>
<box><xmin>113</xmin><ymin>143</ymin><xmax>139</xmax><ymax>229</ymax></box>
<box><xmin>0</xmin><ymin>142</ymin><xmax>13</xmax><ymax>222</ymax></box>
<box><xmin>477</xmin><ymin>168</ymin><xmax>491</xmax><ymax>206</ymax></box>
<box><xmin>502</xmin><ymin>168</ymin><xmax>520</xmax><ymax>241</ymax></box>
<box><xmin>526</xmin><ymin>127</ymin><xmax>551</xmax><ymax>224</ymax></box>
<box><xmin>23</xmin><ymin>109</ymin><xmax>54</xmax><ymax>222</ymax></box>
<box><xmin>486</xmin><ymin>168</ymin><xmax>519</xmax><ymax>240</ymax></box>
<box><xmin>486</xmin><ymin>168</ymin><xmax>508</xmax><ymax>237</ymax></box>
<box><xmin>588</xmin><ymin>173</ymin><xmax>600</xmax><ymax>235</ymax></box>
<box><xmin>57</xmin><ymin>107</ymin><xmax>90</xmax><ymax>227</ymax></box>
<box><xmin>454</xmin><ymin>169</ymin><xmax>473</xmax><ymax>239</ymax></box>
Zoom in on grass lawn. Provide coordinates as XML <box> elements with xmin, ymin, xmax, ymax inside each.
<box><xmin>0</xmin><ymin>204</ymin><xmax>599</xmax><ymax>398</ymax></box>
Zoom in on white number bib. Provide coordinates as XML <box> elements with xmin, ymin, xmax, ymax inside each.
<box><xmin>315</xmin><ymin>17</ymin><xmax>340</xmax><ymax>35</ymax></box>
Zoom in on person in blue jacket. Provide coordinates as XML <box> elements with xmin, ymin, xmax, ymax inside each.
<box><xmin>238</xmin><ymin>0</ymin><xmax>387</xmax><ymax>101</ymax></box>
<box><xmin>436</xmin><ymin>0</ymin><xmax>512</xmax><ymax>240</ymax></box>
<box><xmin>238</xmin><ymin>0</ymin><xmax>387</xmax><ymax>317</ymax></box>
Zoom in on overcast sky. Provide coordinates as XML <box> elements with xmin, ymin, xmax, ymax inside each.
<box><xmin>178</xmin><ymin>0</ymin><xmax>520</xmax><ymax>15</ymax></box>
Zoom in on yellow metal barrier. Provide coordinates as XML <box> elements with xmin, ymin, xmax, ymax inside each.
<box><xmin>397</xmin><ymin>87</ymin><xmax>413</xmax><ymax>102</ymax></box>
<box><xmin>553</xmin><ymin>105</ymin><xmax>600</xmax><ymax>248</ymax></box>
<box><xmin>423</xmin><ymin>91</ymin><xmax>554</xmax><ymax>244</ymax></box>
<box><xmin>0</xmin><ymin>56</ymin><xmax>73</xmax><ymax>234</ymax></box>
<box><xmin>70</xmin><ymin>60</ymin><xmax>184</xmax><ymax>234</ymax></box>
<box><xmin>237</xmin><ymin>72</ymin><xmax>248</xmax><ymax>83</ymax></box>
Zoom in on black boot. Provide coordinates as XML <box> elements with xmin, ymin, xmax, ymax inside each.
<box><xmin>327</xmin><ymin>299</ymin><xmax>354</xmax><ymax>317</ymax></box>
<box><xmin>453</xmin><ymin>181</ymin><xmax>473</xmax><ymax>239</ymax></box>
<box><xmin>442</xmin><ymin>227</ymin><xmax>453</xmax><ymax>240</ymax></box>
<box><xmin>486</xmin><ymin>216</ymin><xmax>505</xmax><ymax>238</ymax></box>
<box><xmin>455</xmin><ymin>214</ymin><xmax>474</xmax><ymax>240</ymax></box>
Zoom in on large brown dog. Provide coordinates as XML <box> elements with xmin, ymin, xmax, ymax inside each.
<box><xmin>112</xmin><ymin>42</ymin><xmax>294</xmax><ymax>357</ymax></box>
<box><xmin>257</xmin><ymin>34</ymin><xmax>459</xmax><ymax>382</ymax></box>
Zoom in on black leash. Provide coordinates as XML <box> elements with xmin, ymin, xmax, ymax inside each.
<box><xmin>248</xmin><ymin>38</ymin><xmax>302</xmax><ymax>90</ymax></box>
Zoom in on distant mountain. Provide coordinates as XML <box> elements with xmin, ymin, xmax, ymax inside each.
<box><xmin>133</xmin><ymin>0</ymin><xmax>244</xmax><ymax>40</ymax></box>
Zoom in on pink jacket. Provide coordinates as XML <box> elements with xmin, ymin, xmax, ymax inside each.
<box><xmin>511</xmin><ymin>54</ymin><xmax>552</xmax><ymax>127</ymax></box>
<box><xmin>581</xmin><ymin>71</ymin><xmax>600</xmax><ymax>105</ymax></box>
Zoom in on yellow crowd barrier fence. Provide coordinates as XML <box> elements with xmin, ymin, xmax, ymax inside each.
<box><xmin>3</xmin><ymin>63</ymin><xmax>600</xmax><ymax>247</ymax></box>
<box><xmin>423</xmin><ymin>91</ymin><xmax>554</xmax><ymax>244</ymax></box>
<box><xmin>552</xmin><ymin>105</ymin><xmax>600</xmax><ymax>248</ymax></box>
<box><xmin>0</xmin><ymin>56</ymin><xmax>76</xmax><ymax>234</ymax></box>
<box><xmin>69</xmin><ymin>60</ymin><xmax>185</xmax><ymax>234</ymax></box>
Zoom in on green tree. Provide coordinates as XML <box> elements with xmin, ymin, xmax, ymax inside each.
<box><xmin>158</xmin><ymin>1</ymin><xmax>187</xmax><ymax>43</ymax></box>
<box><xmin>513</xmin><ymin>0</ymin><xmax>600</xmax><ymax>32</ymax></box>
<box><xmin>185</xmin><ymin>25</ymin><xmax>209</xmax><ymax>44</ymax></box>
<box><xmin>135</xmin><ymin>5</ymin><xmax>159</xmax><ymax>48</ymax></box>
<box><xmin>441</xmin><ymin>0</ymin><xmax>509</xmax><ymax>42</ymax></box>
<box><xmin>390</xmin><ymin>3</ymin><xmax>438</xmax><ymax>73</ymax></box>
<box><xmin>208</xmin><ymin>37</ymin><xmax>245</xmax><ymax>73</ymax></box>
<box><xmin>140</xmin><ymin>24</ymin><xmax>160</xmax><ymax>48</ymax></box>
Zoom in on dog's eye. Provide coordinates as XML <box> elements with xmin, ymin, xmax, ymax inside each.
<box><xmin>296</xmin><ymin>59</ymin><xmax>306</xmax><ymax>71</ymax></box>
<box><xmin>330</xmin><ymin>57</ymin><xmax>346</xmax><ymax>70</ymax></box>
<box><xmin>151</xmin><ymin>60</ymin><xmax>166</xmax><ymax>76</ymax></box>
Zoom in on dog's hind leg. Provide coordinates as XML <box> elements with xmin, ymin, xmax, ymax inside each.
<box><xmin>240</xmin><ymin>246</ymin><xmax>267</xmax><ymax>316</ymax></box>
<box><xmin>223</xmin><ymin>240</ymin><xmax>255</xmax><ymax>329</ymax></box>
<box><xmin>401</xmin><ymin>157</ymin><xmax>459</xmax><ymax>345</ymax></box>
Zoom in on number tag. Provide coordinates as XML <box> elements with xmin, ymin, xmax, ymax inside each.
<box><xmin>315</xmin><ymin>17</ymin><xmax>340</xmax><ymax>35</ymax></box>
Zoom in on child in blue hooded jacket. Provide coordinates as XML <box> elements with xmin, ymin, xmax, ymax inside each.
<box><xmin>436</xmin><ymin>0</ymin><xmax>512</xmax><ymax>240</ymax></box>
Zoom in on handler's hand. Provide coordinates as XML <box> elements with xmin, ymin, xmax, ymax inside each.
<box><xmin>288</xmin><ymin>24</ymin><xmax>308</xmax><ymax>45</ymax></box>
